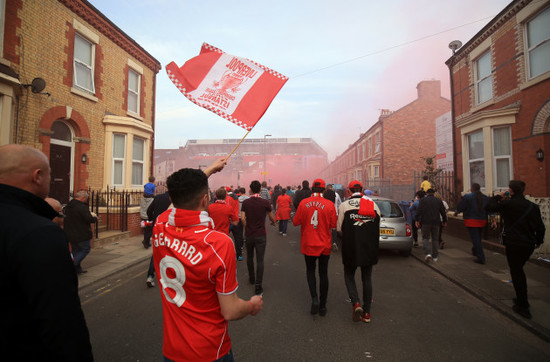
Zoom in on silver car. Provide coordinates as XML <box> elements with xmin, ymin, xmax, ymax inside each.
<box><xmin>372</xmin><ymin>197</ymin><xmax>413</xmax><ymax>256</ymax></box>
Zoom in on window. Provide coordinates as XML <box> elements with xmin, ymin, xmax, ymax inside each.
<box><xmin>493</xmin><ymin>127</ymin><xmax>512</xmax><ymax>188</ymax></box>
<box><xmin>475</xmin><ymin>51</ymin><xmax>492</xmax><ymax>105</ymax></box>
<box><xmin>368</xmin><ymin>138</ymin><xmax>372</xmax><ymax>156</ymax></box>
<box><xmin>373</xmin><ymin>165</ymin><xmax>379</xmax><ymax>178</ymax></box>
<box><xmin>112</xmin><ymin>134</ymin><xmax>126</xmax><ymax>186</ymax></box>
<box><xmin>362</xmin><ymin>143</ymin><xmax>366</xmax><ymax>160</ymax></box>
<box><xmin>374</xmin><ymin>132</ymin><xmax>380</xmax><ymax>153</ymax></box>
<box><xmin>526</xmin><ymin>7</ymin><xmax>550</xmax><ymax>79</ymax></box>
<box><xmin>74</xmin><ymin>33</ymin><xmax>95</xmax><ymax>93</ymax></box>
<box><xmin>132</xmin><ymin>137</ymin><xmax>145</xmax><ymax>186</ymax></box>
<box><xmin>468</xmin><ymin>130</ymin><xmax>485</xmax><ymax>187</ymax></box>
<box><xmin>128</xmin><ymin>69</ymin><xmax>140</xmax><ymax>114</ymax></box>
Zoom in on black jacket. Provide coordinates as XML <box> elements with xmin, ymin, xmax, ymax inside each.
<box><xmin>0</xmin><ymin>184</ymin><xmax>93</xmax><ymax>361</ymax></box>
<box><xmin>486</xmin><ymin>194</ymin><xmax>545</xmax><ymax>246</ymax></box>
<box><xmin>415</xmin><ymin>194</ymin><xmax>447</xmax><ymax>225</ymax></box>
<box><xmin>147</xmin><ymin>192</ymin><xmax>172</xmax><ymax>222</ymax></box>
<box><xmin>293</xmin><ymin>188</ymin><xmax>312</xmax><ymax>210</ymax></box>
<box><xmin>64</xmin><ymin>198</ymin><xmax>96</xmax><ymax>244</ymax></box>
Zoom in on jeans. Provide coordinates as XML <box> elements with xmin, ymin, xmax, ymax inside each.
<box><xmin>147</xmin><ymin>256</ymin><xmax>155</xmax><ymax>278</ymax></box>
<box><xmin>344</xmin><ymin>264</ymin><xmax>373</xmax><ymax>313</ymax></box>
<box><xmin>246</xmin><ymin>236</ymin><xmax>266</xmax><ymax>285</ymax></box>
<box><xmin>468</xmin><ymin>227</ymin><xmax>485</xmax><ymax>263</ymax></box>
<box><xmin>278</xmin><ymin>220</ymin><xmax>288</xmax><ymax>234</ymax></box>
<box><xmin>164</xmin><ymin>349</ymin><xmax>234</xmax><ymax>362</ymax></box>
<box><xmin>304</xmin><ymin>254</ymin><xmax>330</xmax><ymax>307</ymax></box>
<box><xmin>421</xmin><ymin>224</ymin><xmax>439</xmax><ymax>258</ymax></box>
<box><xmin>231</xmin><ymin>221</ymin><xmax>244</xmax><ymax>257</ymax></box>
<box><xmin>72</xmin><ymin>239</ymin><xmax>91</xmax><ymax>266</ymax></box>
<box><xmin>505</xmin><ymin>243</ymin><xmax>535</xmax><ymax>308</ymax></box>
<box><xmin>143</xmin><ymin>224</ymin><xmax>153</xmax><ymax>245</ymax></box>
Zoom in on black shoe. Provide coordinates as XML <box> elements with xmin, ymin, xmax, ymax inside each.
<box><xmin>439</xmin><ymin>241</ymin><xmax>445</xmax><ymax>249</ymax></box>
<box><xmin>311</xmin><ymin>297</ymin><xmax>319</xmax><ymax>315</ymax></box>
<box><xmin>254</xmin><ymin>284</ymin><xmax>263</xmax><ymax>296</ymax></box>
<box><xmin>319</xmin><ymin>306</ymin><xmax>327</xmax><ymax>316</ymax></box>
<box><xmin>75</xmin><ymin>265</ymin><xmax>87</xmax><ymax>274</ymax></box>
<box><xmin>473</xmin><ymin>258</ymin><xmax>485</xmax><ymax>265</ymax></box>
<box><xmin>142</xmin><ymin>240</ymin><xmax>151</xmax><ymax>249</ymax></box>
<box><xmin>512</xmin><ymin>305</ymin><xmax>532</xmax><ymax>319</ymax></box>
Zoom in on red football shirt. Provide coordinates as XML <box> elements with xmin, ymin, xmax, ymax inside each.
<box><xmin>292</xmin><ymin>194</ymin><xmax>337</xmax><ymax>256</ymax></box>
<box><xmin>152</xmin><ymin>208</ymin><xmax>238</xmax><ymax>362</ymax></box>
<box><xmin>208</xmin><ymin>200</ymin><xmax>239</xmax><ymax>235</ymax></box>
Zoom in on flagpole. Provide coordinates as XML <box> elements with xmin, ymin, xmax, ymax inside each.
<box><xmin>224</xmin><ymin>129</ymin><xmax>252</xmax><ymax>161</ymax></box>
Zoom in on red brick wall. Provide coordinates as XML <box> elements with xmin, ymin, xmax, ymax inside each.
<box><xmin>382</xmin><ymin>81</ymin><xmax>451</xmax><ymax>185</ymax></box>
<box><xmin>128</xmin><ymin>212</ymin><xmax>142</xmax><ymax>236</ymax></box>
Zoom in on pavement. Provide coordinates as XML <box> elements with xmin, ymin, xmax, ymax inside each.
<box><xmin>78</xmin><ymin>230</ymin><xmax>550</xmax><ymax>343</ymax></box>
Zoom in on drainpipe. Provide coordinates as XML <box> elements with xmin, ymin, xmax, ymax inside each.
<box><xmin>447</xmin><ymin>57</ymin><xmax>458</xmax><ymax>207</ymax></box>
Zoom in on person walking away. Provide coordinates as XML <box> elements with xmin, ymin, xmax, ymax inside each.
<box><xmin>324</xmin><ymin>184</ymin><xmax>339</xmax><ymax>252</ymax></box>
<box><xmin>293</xmin><ymin>179</ymin><xmax>337</xmax><ymax>316</ymax></box>
<box><xmin>409</xmin><ymin>190</ymin><xmax>425</xmax><ymax>247</ymax></box>
<box><xmin>293</xmin><ymin>180</ymin><xmax>312</xmax><ymax>210</ymax></box>
<box><xmin>260</xmin><ymin>181</ymin><xmax>271</xmax><ymax>200</ymax></box>
<box><xmin>0</xmin><ymin>144</ymin><xmax>93</xmax><ymax>361</ymax></box>
<box><xmin>337</xmin><ymin>180</ymin><xmax>381</xmax><ymax>323</ymax></box>
<box><xmin>435</xmin><ymin>192</ymin><xmax>449</xmax><ymax>249</ymax></box>
<box><xmin>420</xmin><ymin>175</ymin><xmax>431</xmax><ymax>192</ymax></box>
<box><xmin>152</xmin><ymin>159</ymin><xmax>263</xmax><ymax>362</ymax></box>
<box><xmin>271</xmin><ymin>184</ymin><xmax>282</xmax><ymax>211</ymax></box>
<box><xmin>415</xmin><ymin>188</ymin><xmax>447</xmax><ymax>262</ymax></box>
<box><xmin>486</xmin><ymin>180</ymin><xmax>545</xmax><ymax>319</ymax></box>
<box><xmin>64</xmin><ymin>190</ymin><xmax>97</xmax><ymax>274</ymax></box>
<box><xmin>241</xmin><ymin>180</ymin><xmax>276</xmax><ymax>295</ymax></box>
<box><xmin>140</xmin><ymin>178</ymin><xmax>156</xmax><ymax>248</ymax></box>
<box><xmin>276</xmin><ymin>188</ymin><xmax>292</xmax><ymax>236</ymax></box>
<box><xmin>233</xmin><ymin>187</ymin><xmax>249</xmax><ymax>261</ymax></box>
<box><xmin>145</xmin><ymin>190</ymin><xmax>171</xmax><ymax>287</ymax></box>
<box><xmin>455</xmin><ymin>183</ymin><xmax>490</xmax><ymax>264</ymax></box>
<box><xmin>208</xmin><ymin>187</ymin><xmax>239</xmax><ymax>235</ymax></box>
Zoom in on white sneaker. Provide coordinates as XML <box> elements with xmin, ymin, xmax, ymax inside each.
<box><xmin>282</xmin><ymin>233</ymin><xmax>287</xmax><ymax>236</ymax></box>
<box><xmin>425</xmin><ymin>254</ymin><xmax>433</xmax><ymax>262</ymax></box>
<box><xmin>433</xmin><ymin>257</ymin><xmax>438</xmax><ymax>262</ymax></box>
<box><xmin>146</xmin><ymin>276</ymin><xmax>155</xmax><ymax>288</ymax></box>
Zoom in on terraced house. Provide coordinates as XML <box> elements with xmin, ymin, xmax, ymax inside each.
<box><xmin>0</xmin><ymin>0</ymin><xmax>161</xmax><ymax>206</ymax></box>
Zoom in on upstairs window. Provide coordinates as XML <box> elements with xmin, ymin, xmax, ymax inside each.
<box><xmin>74</xmin><ymin>33</ymin><xmax>95</xmax><ymax>93</ymax></box>
<box><xmin>475</xmin><ymin>51</ymin><xmax>492</xmax><ymax>105</ymax></box>
<box><xmin>526</xmin><ymin>7</ymin><xmax>550</xmax><ymax>79</ymax></box>
<box><xmin>374</xmin><ymin>132</ymin><xmax>380</xmax><ymax>153</ymax></box>
<box><xmin>128</xmin><ymin>68</ymin><xmax>140</xmax><ymax>114</ymax></box>
<box><xmin>368</xmin><ymin>138</ymin><xmax>372</xmax><ymax>156</ymax></box>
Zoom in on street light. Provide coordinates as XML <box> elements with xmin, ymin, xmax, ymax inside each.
<box><xmin>263</xmin><ymin>134</ymin><xmax>271</xmax><ymax>182</ymax></box>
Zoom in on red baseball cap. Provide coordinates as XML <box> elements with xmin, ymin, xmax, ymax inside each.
<box><xmin>348</xmin><ymin>180</ymin><xmax>363</xmax><ymax>190</ymax></box>
<box><xmin>312</xmin><ymin>179</ymin><xmax>326</xmax><ymax>189</ymax></box>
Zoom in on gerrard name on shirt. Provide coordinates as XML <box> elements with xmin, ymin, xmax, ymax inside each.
<box><xmin>153</xmin><ymin>231</ymin><xmax>203</xmax><ymax>265</ymax></box>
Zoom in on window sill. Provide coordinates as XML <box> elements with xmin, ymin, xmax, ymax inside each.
<box><xmin>470</xmin><ymin>98</ymin><xmax>495</xmax><ymax>114</ymax></box>
<box><xmin>126</xmin><ymin>111</ymin><xmax>145</xmax><ymax>122</ymax></box>
<box><xmin>71</xmin><ymin>87</ymin><xmax>98</xmax><ymax>102</ymax></box>
<box><xmin>520</xmin><ymin>71</ymin><xmax>550</xmax><ymax>91</ymax></box>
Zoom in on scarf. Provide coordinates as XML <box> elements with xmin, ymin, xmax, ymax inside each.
<box><xmin>167</xmin><ymin>208</ymin><xmax>215</xmax><ymax>229</ymax></box>
<box><xmin>358</xmin><ymin>196</ymin><xmax>376</xmax><ymax>217</ymax></box>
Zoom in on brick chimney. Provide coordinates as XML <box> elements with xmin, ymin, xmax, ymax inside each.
<box><xmin>417</xmin><ymin>80</ymin><xmax>441</xmax><ymax>99</ymax></box>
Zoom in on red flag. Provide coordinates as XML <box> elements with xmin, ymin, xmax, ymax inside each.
<box><xmin>166</xmin><ymin>43</ymin><xmax>288</xmax><ymax>131</ymax></box>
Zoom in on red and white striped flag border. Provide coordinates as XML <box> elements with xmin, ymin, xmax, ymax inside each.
<box><xmin>166</xmin><ymin>43</ymin><xmax>288</xmax><ymax>131</ymax></box>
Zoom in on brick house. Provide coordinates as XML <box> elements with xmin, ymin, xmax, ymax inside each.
<box><xmin>446</xmin><ymin>0</ymin><xmax>549</xmax><ymax>247</ymax></box>
<box><xmin>322</xmin><ymin>80</ymin><xmax>451</xmax><ymax>201</ymax></box>
<box><xmin>0</xmin><ymin>0</ymin><xmax>161</xmax><ymax>208</ymax></box>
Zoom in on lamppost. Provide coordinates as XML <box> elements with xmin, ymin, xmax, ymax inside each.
<box><xmin>198</xmin><ymin>164</ymin><xmax>207</xmax><ymax>170</ymax></box>
<box><xmin>263</xmin><ymin>134</ymin><xmax>271</xmax><ymax>182</ymax></box>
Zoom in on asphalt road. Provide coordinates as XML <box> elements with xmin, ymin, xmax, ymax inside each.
<box><xmin>81</xmin><ymin>222</ymin><xmax>550</xmax><ymax>361</ymax></box>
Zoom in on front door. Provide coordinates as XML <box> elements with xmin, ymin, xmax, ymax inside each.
<box><xmin>50</xmin><ymin>144</ymin><xmax>71</xmax><ymax>204</ymax></box>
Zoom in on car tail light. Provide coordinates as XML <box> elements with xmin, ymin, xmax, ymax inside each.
<box><xmin>406</xmin><ymin>224</ymin><xmax>411</xmax><ymax>237</ymax></box>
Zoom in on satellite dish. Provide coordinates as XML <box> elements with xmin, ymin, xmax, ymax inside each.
<box><xmin>30</xmin><ymin>78</ymin><xmax>46</xmax><ymax>93</ymax></box>
<box><xmin>448</xmin><ymin>40</ymin><xmax>463</xmax><ymax>54</ymax></box>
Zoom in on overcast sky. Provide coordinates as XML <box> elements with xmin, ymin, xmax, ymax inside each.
<box><xmin>90</xmin><ymin>0</ymin><xmax>511</xmax><ymax>161</ymax></box>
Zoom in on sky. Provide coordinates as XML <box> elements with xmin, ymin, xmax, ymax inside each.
<box><xmin>90</xmin><ymin>0</ymin><xmax>512</xmax><ymax>161</ymax></box>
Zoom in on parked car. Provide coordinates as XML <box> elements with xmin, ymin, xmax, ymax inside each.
<box><xmin>372</xmin><ymin>196</ymin><xmax>413</xmax><ymax>256</ymax></box>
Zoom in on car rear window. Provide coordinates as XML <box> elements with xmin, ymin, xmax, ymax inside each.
<box><xmin>374</xmin><ymin>200</ymin><xmax>403</xmax><ymax>218</ymax></box>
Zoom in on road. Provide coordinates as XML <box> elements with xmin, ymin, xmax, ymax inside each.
<box><xmin>81</xmin><ymin>223</ymin><xmax>550</xmax><ymax>361</ymax></box>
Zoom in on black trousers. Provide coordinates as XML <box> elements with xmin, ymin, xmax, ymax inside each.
<box><xmin>505</xmin><ymin>243</ymin><xmax>535</xmax><ymax>308</ymax></box>
<box><xmin>304</xmin><ymin>254</ymin><xmax>330</xmax><ymax>307</ymax></box>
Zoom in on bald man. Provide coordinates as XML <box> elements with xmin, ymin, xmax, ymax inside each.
<box><xmin>0</xmin><ymin>144</ymin><xmax>93</xmax><ymax>361</ymax></box>
<box><xmin>46</xmin><ymin>197</ymin><xmax>65</xmax><ymax>228</ymax></box>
